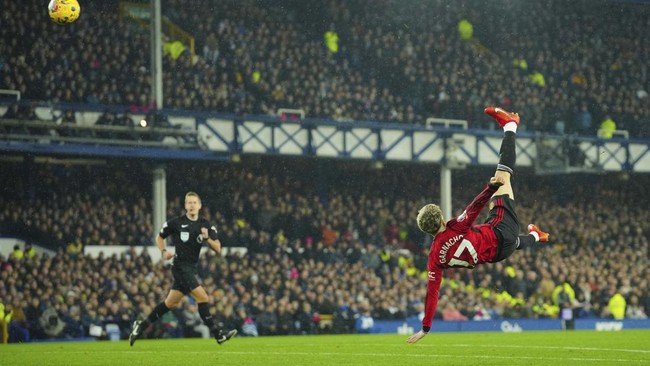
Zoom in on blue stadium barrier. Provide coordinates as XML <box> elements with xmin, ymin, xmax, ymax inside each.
<box><xmin>373</xmin><ymin>318</ymin><xmax>650</xmax><ymax>334</ymax></box>
<box><xmin>574</xmin><ymin>319</ymin><xmax>650</xmax><ymax>331</ymax></box>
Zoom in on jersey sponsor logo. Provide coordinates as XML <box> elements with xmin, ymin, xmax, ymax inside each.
<box><xmin>181</xmin><ymin>224</ymin><xmax>189</xmax><ymax>228</ymax></box>
<box><xmin>180</xmin><ymin>232</ymin><xmax>189</xmax><ymax>242</ymax></box>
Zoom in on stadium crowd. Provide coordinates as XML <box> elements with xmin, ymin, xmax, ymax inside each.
<box><xmin>1</xmin><ymin>0</ymin><xmax>649</xmax><ymax>136</ymax></box>
<box><xmin>0</xmin><ymin>160</ymin><xmax>648</xmax><ymax>342</ymax></box>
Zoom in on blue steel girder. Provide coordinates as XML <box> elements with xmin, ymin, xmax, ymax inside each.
<box><xmin>380</xmin><ymin>129</ymin><xmax>414</xmax><ymax>159</ymax></box>
<box><xmin>598</xmin><ymin>141</ymin><xmax>628</xmax><ymax>166</ymax></box>
<box><xmin>273</xmin><ymin>123</ymin><xmax>307</xmax><ymax>155</ymax></box>
<box><xmin>476</xmin><ymin>134</ymin><xmax>503</xmax><ymax>168</ymax></box>
<box><xmin>581</xmin><ymin>142</ymin><xmax>599</xmax><ymax>166</ymax></box>
<box><xmin>202</xmin><ymin>119</ymin><xmax>234</xmax><ymax>150</ymax></box>
<box><xmin>238</xmin><ymin>121</ymin><xmax>274</xmax><ymax>153</ymax></box>
<box><xmin>412</xmin><ymin>132</ymin><xmax>442</xmax><ymax>162</ymax></box>
<box><xmin>5</xmin><ymin>100</ymin><xmax>650</xmax><ymax>172</ymax></box>
<box><xmin>311</xmin><ymin>125</ymin><xmax>344</xmax><ymax>157</ymax></box>
<box><xmin>476</xmin><ymin>134</ymin><xmax>534</xmax><ymax>162</ymax></box>
<box><xmin>630</xmin><ymin>144</ymin><xmax>650</xmax><ymax>170</ymax></box>
<box><xmin>516</xmin><ymin>137</ymin><xmax>535</xmax><ymax>163</ymax></box>
<box><xmin>193</xmin><ymin>117</ymin><xmax>650</xmax><ymax>172</ymax></box>
<box><xmin>456</xmin><ymin>139</ymin><xmax>477</xmax><ymax>165</ymax></box>
<box><xmin>345</xmin><ymin>127</ymin><xmax>377</xmax><ymax>158</ymax></box>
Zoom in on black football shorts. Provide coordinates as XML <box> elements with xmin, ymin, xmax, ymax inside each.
<box><xmin>171</xmin><ymin>262</ymin><xmax>201</xmax><ymax>294</ymax></box>
<box><xmin>486</xmin><ymin>194</ymin><xmax>521</xmax><ymax>262</ymax></box>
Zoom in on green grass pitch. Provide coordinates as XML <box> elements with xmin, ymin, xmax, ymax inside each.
<box><xmin>2</xmin><ymin>331</ymin><xmax>649</xmax><ymax>366</ymax></box>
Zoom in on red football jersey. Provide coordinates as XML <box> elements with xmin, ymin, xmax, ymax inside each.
<box><xmin>421</xmin><ymin>184</ymin><xmax>500</xmax><ymax>332</ymax></box>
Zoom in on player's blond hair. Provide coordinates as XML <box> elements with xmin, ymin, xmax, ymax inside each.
<box><xmin>416</xmin><ymin>203</ymin><xmax>443</xmax><ymax>236</ymax></box>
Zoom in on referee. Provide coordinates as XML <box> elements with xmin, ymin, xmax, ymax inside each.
<box><xmin>129</xmin><ymin>191</ymin><xmax>237</xmax><ymax>346</ymax></box>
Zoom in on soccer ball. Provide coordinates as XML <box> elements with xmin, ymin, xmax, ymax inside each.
<box><xmin>48</xmin><ymin>0</ymin><xmax>81</xmax><ymax>25</ymax></box>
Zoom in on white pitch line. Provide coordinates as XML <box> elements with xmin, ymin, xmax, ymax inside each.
<box><xmin>215</xmin><ymin>350</ymin><xmax>647</xmax><ymax>363</ymax></box>
<box><xmin>297</xmin><ymin>342</ymin><xmax>650</xmax><ymax>354</ymax></box>
<box><xmin>33</xmin><ymin>350</ymin><xmax>649</xmax><ymax>363</ymax></box>
<box><xmin>446</xmin><ymin>343</ymin><xmax>650</xmax><ymax>354</ymax></box>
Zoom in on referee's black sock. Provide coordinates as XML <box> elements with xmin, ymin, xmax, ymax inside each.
<box><xmin>143</xmin><ymin>302</ymin><xmax>170</xmax><ymax>328</ymax></box>
<box><xmin>198</xmin><ymin>302</ymin><xmax>217</xmax><ymax>330</ymax></box>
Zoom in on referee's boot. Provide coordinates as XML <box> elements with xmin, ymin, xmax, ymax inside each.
<box><xmin>528</xmin><ymin>224</ymin><xmax>549</xmax><ymax>242</ymax></box>
<box><xmin>215</xmin><ymin>328</ymin><xmax>237</xmax><ymax>345</ymax></box>
<box><xmin>485</xmin><ymin>107</ymin><xmax>520</xmax><ymax>127</ymax></box>
<box><xmin>129</xmin><ymin>320</ymin><xmax>143</xmax><ymax>347</ymax></box>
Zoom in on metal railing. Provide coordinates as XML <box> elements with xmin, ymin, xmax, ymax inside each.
<box><xmin>0</xmin><ymin>119</ymin><xmax>198</xmax><ymax>148</ymax></box>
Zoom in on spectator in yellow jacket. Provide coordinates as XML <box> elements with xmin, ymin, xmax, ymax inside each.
<box><xmin>599</xmin><ymin>115</ymin><xmax>617</xmax><ymax>138</ymax></box>
<box><xmin>607</xmin><ymin>291</ymin><xmax>626</xmax><ymax>320</ymax></box>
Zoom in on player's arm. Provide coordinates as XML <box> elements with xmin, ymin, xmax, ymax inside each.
<box><xmin>407</xmin><ymin>266</ymin><xmax>443</xmax><ymax>343</ymax></box>
<box><xmin>451</xmin><ymin>180</ymin><xmax>502</xmax><ymax>231</ymax></box>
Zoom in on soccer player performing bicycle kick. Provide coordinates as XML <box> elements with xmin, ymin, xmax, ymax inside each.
<box><xmin>407</xmin><ymin>107</ymin><xmax>549</xmax><ymax>343</ymax></box>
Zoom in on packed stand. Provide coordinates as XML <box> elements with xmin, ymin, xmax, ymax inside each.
<box><xmin>0</xmin><ymin>160</ymin><xmax>648</xmax><ymax>341</ymax></box>
<box><xmin>1</xmin><ymin>1</ymin><xmax>649</xmax><ymax>137</ymax></box>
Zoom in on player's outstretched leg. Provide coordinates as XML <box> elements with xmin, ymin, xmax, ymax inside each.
<box><xmin>215</xmin><ymin>328</ymin><xmax>237</xmax><ymax>345</ymax></box>
<box><xmin>527</xmin><ymin>224</ymin><xmax>549</xmax><ymax>242</ymax></box>
<box><xmin>129</xmin><ymin>320</ymin><xmax>143</xmax><ymax>347</ymax></box>
<box><xmin>485</xmin><ymin>107</ymin><xmax>520</xmax><ymax>200</ymax></box>
<box><xmin>515</xmin><ymin>224</ymin><xmax>550</xmax><ymax>250</ymax></box>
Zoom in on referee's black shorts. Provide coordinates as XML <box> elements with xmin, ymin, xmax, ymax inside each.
<box><xmin>485</xmin><ymin>194</ymin><xmax>521</xmax><ymax>263</ymax></box>
<box><xmin>171</xmin><ymin>262</ymin><xmax>201</xmax><ymax>294</ymax></box>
